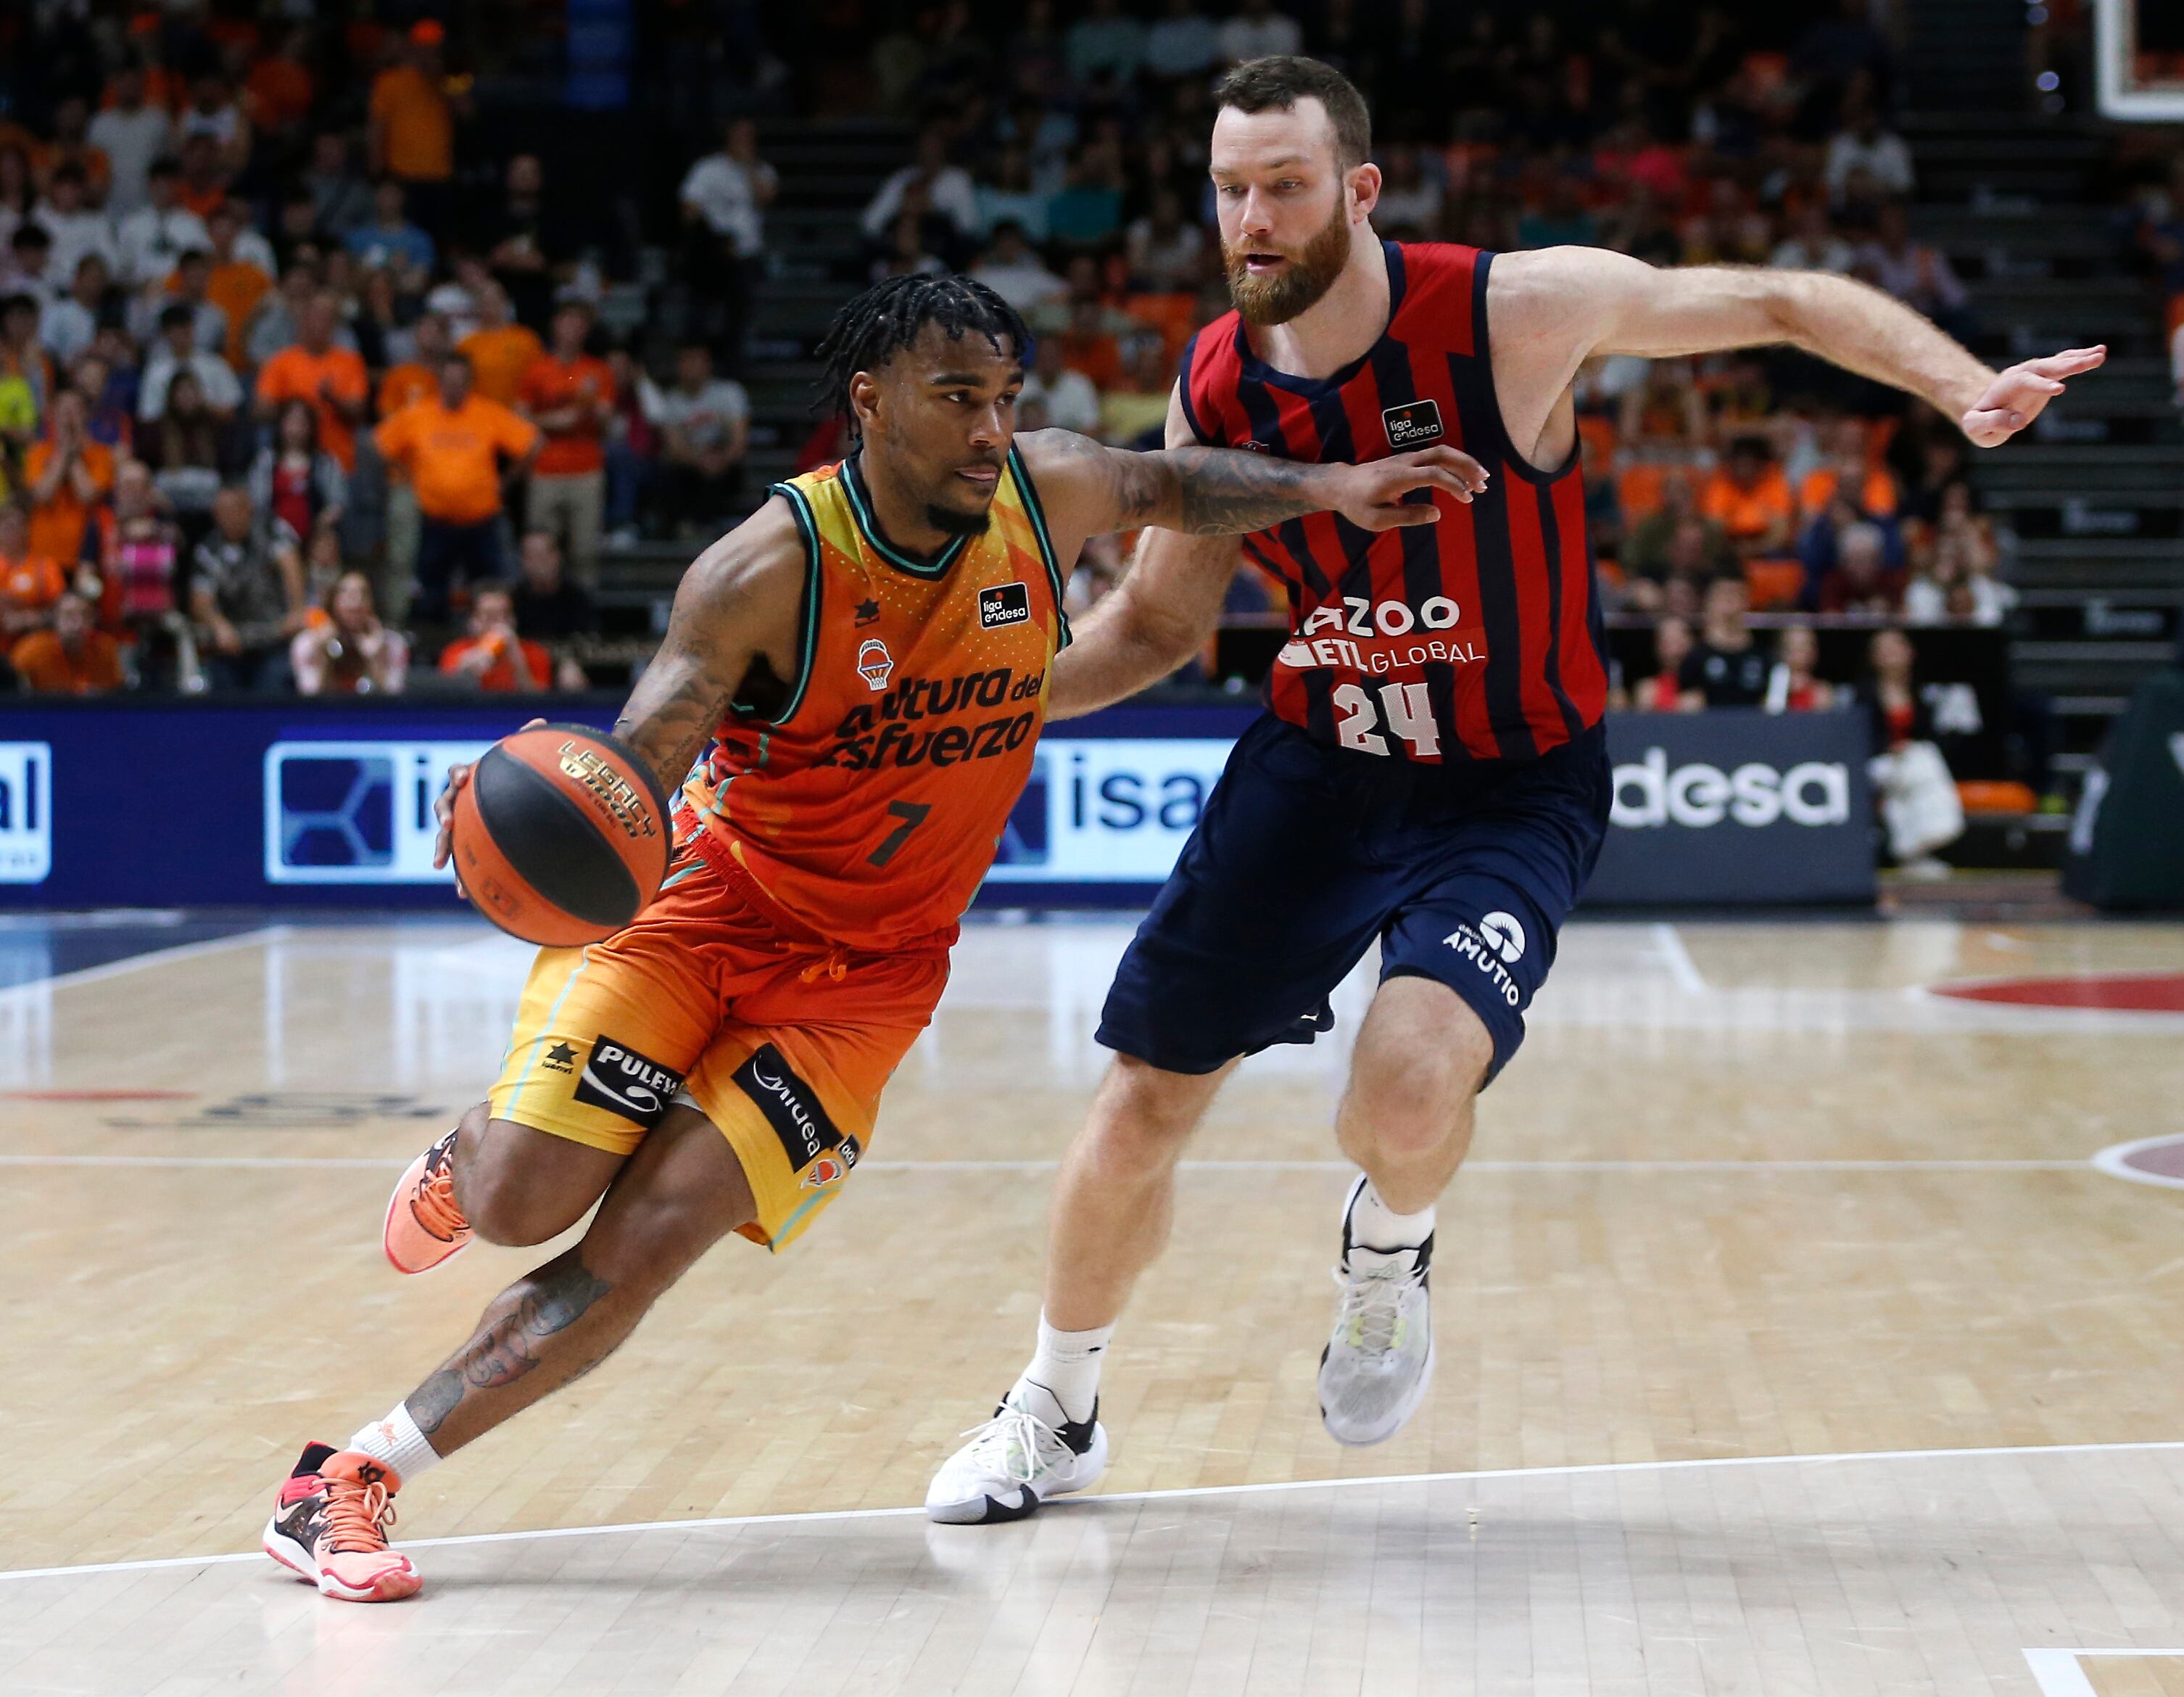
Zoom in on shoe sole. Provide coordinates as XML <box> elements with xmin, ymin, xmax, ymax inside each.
<box><xmin>262</xmin><ymin>1517</ymin><xmax>421</xmax><ymax>1603</ymax></box>
<box><xmin>926</xmin><ymin>1423</ymin><xmax>1109</xmax><ymax>1525</ymax></box>
<box><xmin>382</xmin><ymin>1142</ymin><xmax>470</xmax><ymax>1276</ymax></box>
<box><xmin>1318</xmin><ymin>1337</ymin><xmax>1436</xmax><ymax>1448</ymax></box>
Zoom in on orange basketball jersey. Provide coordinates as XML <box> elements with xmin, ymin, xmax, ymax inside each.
<box><xmin>679</xmin><ymin>447</ymin><xmax>1070</xmax><ymax>951</ymax></box>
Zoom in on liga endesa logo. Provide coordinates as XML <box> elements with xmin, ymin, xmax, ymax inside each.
<box><xmin>1611</xmin><ymin>748</ymin><xmax>1851</xmax><ymax>829</ymax></box>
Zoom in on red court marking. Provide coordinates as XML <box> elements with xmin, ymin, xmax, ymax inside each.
<box><xmin>3</xmin><ymin>1091</ymin><xmax>197</xmax><ymax>1102</ymax></box>
<box><xmin>1932</xmin><ymin>972</ymin><xmax>2184</xmax><ymax>1012</ymax></box>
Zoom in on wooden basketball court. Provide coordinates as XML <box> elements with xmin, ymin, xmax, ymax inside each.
<box><xmin>3</xmin><ymin>912</ymin><xmax>2182</xmax><ymax>1694</ymax></box>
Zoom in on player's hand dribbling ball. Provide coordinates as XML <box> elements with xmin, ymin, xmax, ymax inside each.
<box><xmin>439</xmin><ymin>722</ymin><xmax>672</xmax><ymax>946</ymax></box>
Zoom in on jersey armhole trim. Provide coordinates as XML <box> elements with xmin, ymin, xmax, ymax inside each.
<box><xmin>745</xmin><ymin>480</ymin><xmax>824</xmax><ymax>726</ymax></box>
<box><xmin>1468</xmin><ymin>247</ymin><xmax>1581</xmax><ymax>488</ymax></box>
<box><xmin>1007</xmin><ymin>444</ymin><xmax>1072</xmax><ymax>652</ymax></box>
<box><xmin>1175</xmin><ymin>333</ymin><xmax>1214</xmax><ymax>446</ymax></box>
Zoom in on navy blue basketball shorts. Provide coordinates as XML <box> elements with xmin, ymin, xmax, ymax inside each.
<box><xmin>1097</xmin><ymin>714</ymin><xmax>1610</xmax><ymax>1083</ymax></box>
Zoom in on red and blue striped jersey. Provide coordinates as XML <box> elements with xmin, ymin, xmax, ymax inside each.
<box><xmin>1180</xmin><ymin>240</ymin><xmax>1608</xmax><ymax>764</ymax></box>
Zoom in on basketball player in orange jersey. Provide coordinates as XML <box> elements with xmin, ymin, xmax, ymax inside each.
<box><xmin>929</xmin><ymin>57</ymin><xmax>2105</xmax><ymax>1521</ymax></box>
<box><xmin>260</xmin><ymin>273</ymin><xmax>1487</xmax><ymax>1602</ymax></box>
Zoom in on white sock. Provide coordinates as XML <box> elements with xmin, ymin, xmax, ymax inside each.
<box><xmin>346</xmin><ymin>1403</ymin><xmax>442</xmax><ymax>1486</ymax></box>
<box><xmin>1011</xmin><ymin>1313</ymin><xmax>1112</xmax><ymax>1427</ymax></box>
<box><xmin>1346</xmin><ymin>1176</ymin><xmax>1435</xmax><ymax>1255</ymax></box>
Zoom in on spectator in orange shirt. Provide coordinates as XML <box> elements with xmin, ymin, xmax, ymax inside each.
<box><xmin>368</xmin><ymin>23</ymin><xmax>460</xmax><ymax>228</ymax></box>
<box><xmin>12</xmin><ymin>590</ymin><xmax>122</xmax><ymax>694</ymax></box>
<box><xmin>24</xmin><ymin>391</ymin><xmax>116</xmax><ymax>566</ymax></box>
<box><xmin>0</xmin><ymin>503</ymin><xmax>67</xmax><ymax>637</ymax></box>
<box><xmin>254</xmin><ymin>292</ymin><xmax>368</xmax><ymax>471</ymax></box>
<box><xmin>373</xmin><ymin>352</ymin><xmax>541</xmax><ymax>624</ymax></box>
<box><xmin>1795</xmin><ymin>418</ymin><xmax>1900</xmax><ymax>521</ymax></box>
<box><xmin>437</xmin><ymin>582</ymin><xmax>550</xmax><ymax>694</ymax></box>
<box><xmin>1699</xmin><ymin>434</ymin><xmax>1795</xmax><ymax>560</ymax></box>
<box><xmin>244</xmin><ymin>28</ymin><xmax>317</xmax><ymax>139</ymax></box>
<box><xmin>458</xmin><ymin>284</ymin><xmax>543</xmax><ymax>407</ymax></box>
<box><xmin>174</xmin><ymin>131</ymin><xmax>231</xmax><ymax>220</ymax></box>
<box><xmin>1055</xmin><ymin>295</ymin><xmax>1125</xmax><ymax>392</ymax></box>
<box><xmin>376</xmin><ymin>310</ymin><xmax>447</xmax><ymax>420</ymax></box>
<box><xmin>373</xmin><ymin>312</ymin><xmax>451</xmax><ymax>623</ymax></box>
<box><xmin>518</xmin><ymin>301</ymin><xmax>613</xmax><ymax>585</ymax></box>
<box><xmin>203</xmin><ymin>202</ymin><xmax>272</xmax><ymax>368</ymax></box>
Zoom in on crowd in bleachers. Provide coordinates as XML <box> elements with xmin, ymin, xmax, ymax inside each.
<box><xmin>0</xmin><ymin>1</ymin><xmax>2071</xmax><ymax>728</ymax></box>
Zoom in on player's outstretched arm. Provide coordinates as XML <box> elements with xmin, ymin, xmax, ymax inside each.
<box><xmin>430</xmin><ymin>500</ymin><xmax>805</xmax><ymax>872</ymax></box>
<box><xmin>1019</xmin><ymin>424</ymin><xmax>1487</xmax><ymax>545</ymax></box>
<box><xmin>1495</xmin><ymin>246</ymin><xmax>2104</xmax><ymax>448</ymax></box>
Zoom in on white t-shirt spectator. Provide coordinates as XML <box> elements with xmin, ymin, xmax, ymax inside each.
<box><xmin>1066</xmin><ymin>10</ymin><xmax>1148</xmax><ymax>85</ymax></box>
<box><xmin>138</xmin><ymin>346</ymin><xmax>244</xmax><ymax>420</ymax></box>
<box><xmin>86</xmin><ymin>104</ymin><xmax>174</xmax><ymax>213</ymax></box>
<box><xmin>1217</xmin><ymin>9</ymin><xmax>1302</xmax><ymax>64</ymax></box>
<box><xmin>1146</xmin><ymin>8</ymin><xmax>1222</xmax><ymax>78</ymax></box>
<box><xmin>679</xmin><ymin>152</ymin><xmax>777</xmax><ymax>258</ymax></box>
<box><xmin>1125</xmin><ymin>216</ymin><xmax>1204</xmax><ymax>291</ymax></box>
<box><xmin>1771</xmin><ymin>232</ymin><xmax>1855</xmax><ymax>273</ymax></box>
<box><xmin>861</xmin><ymin>165</ymin><xmax>979</xmax><ymax>240</ymax></box>
<box><xmin>1858</xmin><ymin>239</ymin><xmax>1967</xmax><ymax>312</ymax></box>
<box><xmin>975</xmin><ymin>184</ymin><xmax>1049</xmax><ymax>241</ymax></box>
<box><xmin>1374</xmin><ymin>181</ymin><xmax>1444</xmax><ymax>235</ymax></box>
<box><xmin>642</xmin><ymin>375</ymin><xmax>750</xmax><ymax>450</ymax></box>
<box><xmin>1903</xmin><ymin>571</ymin><xmax>2017</xmax><ymax>627</ymax></box>
<box><xmin>1824</xmin><ymin>126</ymin><xmax>1915</xmax><ymax>203</ymax></box>
<box><xmin>33</xmin><ymin>205</ymin><xmax>118</xmax><ymax>282</ymax></box>
<box><xmin>1021</xmin><ymin>366</ymin><xmax>1101</xmax><ymax>435</ymax></box>
<box><xmin>115</xmin><ymin>202</ymin><xmax>210</xmax><ymax>287</ymax></box>
<box><xmin>39</xmin><ymin>297</ymin><xmax>97</xmax><ymax>366</ymax></box>
<box><xmin>971</xmin><ymin>254</ymin><xmax>1069</xmax><ymax>314</ymax></box>
<box><xmin>178</xmin><ymin>102</ymin><xmax>247</xmax><ymax>155</ymax></box>
<box><xmin>2171</xmin><ymin>318</ymin><xmax>2184</xmax><ymax>405</ymax></box>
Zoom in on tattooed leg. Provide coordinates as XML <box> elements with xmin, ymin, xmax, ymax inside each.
<box><xmin>400</xmin><ymin>1105</ymin><xmax>760</xmax><ymax>1458</ymax></box>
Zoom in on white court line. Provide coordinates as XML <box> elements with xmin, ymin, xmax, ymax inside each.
<box><xmin>2090</xmin><ymin>1136</ymin><xmax>2184</xmax><ymax>1192</ymax></box>
<box><xmin>5</xmin><ymin>1437</ymin><xmax>2183</xmax><ymax>1587</ymax></box>
<box><xmin>2024</xmin><ymin>1653</ymin><xmax>2184</xmax><ymax>1697</ymax></box>
<box><xmin>2024</xmin><ymin>1651</ymin><xmax>2101</xmax><ymax>1697</ymax></box>
<box><xmin>0</xmin><ymin>1154</ymin><xmax>2094</xmax><ymax>1173</ymax></box>
<box><xmin>0</xmin><ymin>925</ymin><xmax>290</xmax><ymax>1004</ymax></box>
<box><xmin>1650</xmin><ymin>922</ymin><xmax>1708</xmax><ymax>994</ymax></box>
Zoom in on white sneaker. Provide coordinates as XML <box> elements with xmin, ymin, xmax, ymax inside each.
<box><xmin>1318</xmin><ymin>1182</ymin><xmax>1435</xmax><ymax>1447</ymax></box>
<box><xmin>925</xmin><ymin>1391</ymin><xmax>1107</xmax><ymax>1524</ymax></box>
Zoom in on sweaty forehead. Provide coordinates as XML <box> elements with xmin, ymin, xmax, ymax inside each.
<box><xmin>1210</xmin><ymin>99</ymin><xmax>1339</xmax><ymax>174</ymax></box>
<box><xmin>889</xmin><ymin>321</ymin><xmax>1024</xmax><ymax>385</ymax></box>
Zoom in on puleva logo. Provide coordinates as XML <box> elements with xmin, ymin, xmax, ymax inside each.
<box><xmin>572</xmin><ymin>1035</ymin><xmax>684</xmax><ymax>1126</ymax></box>
<box><xmin>0</xmin><ymin>742</ymin><xmax>53</xmax><ymax>884</ymax></box>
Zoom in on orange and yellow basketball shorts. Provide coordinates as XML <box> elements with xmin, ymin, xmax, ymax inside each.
<box><xmin>487</xmin><ymin>854</ymin><xmax>948</xmax><ymax>1252</ymax></box>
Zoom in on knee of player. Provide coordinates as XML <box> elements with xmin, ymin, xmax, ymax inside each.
<box><xmin>1341</xmin><ymin>1055</ymin><xmax>1481</xmax><ymax>1157</ymax></box>
<box><xmin>1085</xmin><ymin>1060</ymin><xmax>1206</xmax><ymax>1168</ymax></box>
<box><xmin>457</xmin><ymin>1128</ymin><xmax>587</xmax><ymax>1247</ymax></box>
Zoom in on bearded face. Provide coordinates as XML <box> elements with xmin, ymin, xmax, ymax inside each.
<box><xmin>1221</xmin><ymin>189</ymin><xmax>1354</xmax><ymax>327</ymax></box>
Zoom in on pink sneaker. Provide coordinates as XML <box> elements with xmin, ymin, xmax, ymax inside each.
<box><xmin>262</xmin><ymin>1445</ymin><xmax>421</xmax><ymax>1602</ymax></box>
<box><xmin>382</xmin><ymin>1126</ymin><xmax>471</xmax><ymax>1274</ymax></box>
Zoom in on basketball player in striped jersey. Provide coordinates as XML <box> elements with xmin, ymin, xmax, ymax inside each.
<box><xmin>258</xmin><ymin>274</ymin><xmax>1485</xmax><ymax>1602</ymax></box>
<box><xmin>929</xmin><ymin>57</ymin><xmax>2104</xmax><ymax>1521</ymax></box>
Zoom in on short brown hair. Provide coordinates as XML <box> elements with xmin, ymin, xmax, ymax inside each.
<box><xmin>1213</xmin><ymin>56</ymin><xmax>1372</xmax><ymax>171</ymax></box>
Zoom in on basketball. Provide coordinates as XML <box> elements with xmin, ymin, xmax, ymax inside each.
<box><xmin>450</xmin><ymin>724</ymin><xmax>673</xmax><ymax>946</ymax></box>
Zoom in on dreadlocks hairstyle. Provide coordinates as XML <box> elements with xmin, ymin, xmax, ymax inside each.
<box><xmin>814</xmin><ymin>273</ymin><xmax>1031</xmax><ymax>442</ymax></box>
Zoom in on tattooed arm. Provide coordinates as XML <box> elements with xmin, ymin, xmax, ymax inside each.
<box><xmin>1016</xmin><ymin>416</ymin><xmax>1487</xmax><ymax>559</ymax></box>
<box><xmin>431</xmin><ymin>498</ymin><xmax>806</xmax><ymax>875</ymax></box>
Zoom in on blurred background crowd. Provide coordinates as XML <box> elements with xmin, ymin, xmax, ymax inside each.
<box><xmin>0</xmin><ymin>0</ymin><xmax>2160</xmax><ymax>817</ymax></box>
